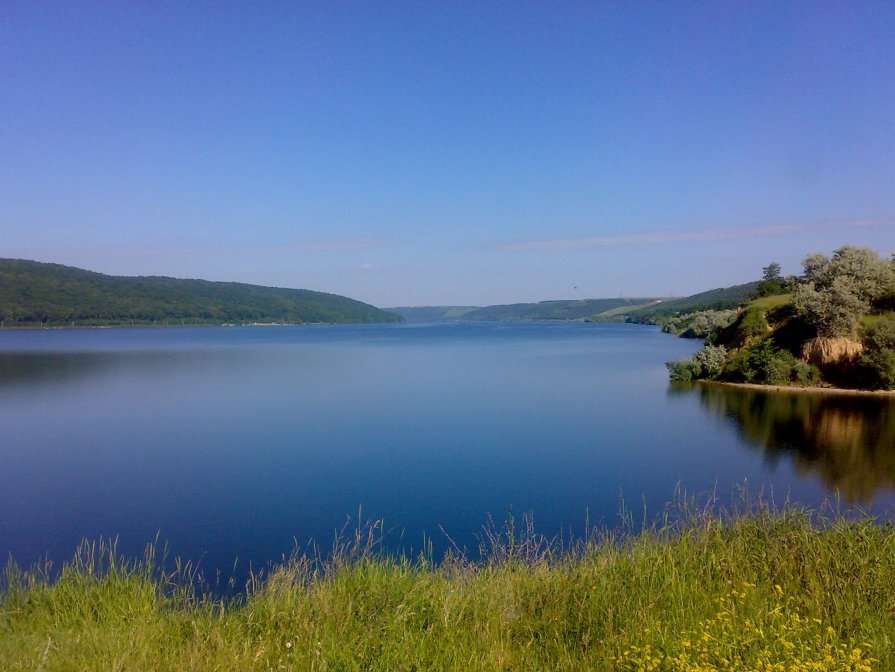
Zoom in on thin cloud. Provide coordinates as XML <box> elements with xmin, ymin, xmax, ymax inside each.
<box><xmin>140</xmin><ymin>235</ymin><xmax>391</xmax><ymax>256</ymax></box>
<box><xmin>279</xmin><ymin>237</ymin><xmax>390</xmax><ymax>253</ymax></box>
<box><xmin>499</xmin><ymin>220</ymin><xmax>894</xmax><ymax>252</ymax></box>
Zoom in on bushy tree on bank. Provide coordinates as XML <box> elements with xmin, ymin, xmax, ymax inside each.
<box><xmin>791</xmin><ymin>246</ymin><xmax>895</xmax><ymax>338</ymax></box>
<box><xmin>667</xmin><ymin>345</ymin><xmax>728</xmax><ymax>382</ymax></box>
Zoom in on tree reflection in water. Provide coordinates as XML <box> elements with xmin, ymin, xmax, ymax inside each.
<box><xmin>671</xmin><ymin>382</ymin><xmax>895</xmax><ymax>503</ymax></box>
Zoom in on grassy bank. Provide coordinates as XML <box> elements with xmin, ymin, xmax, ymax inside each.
<box><xmin>2</xmin><ymin>507</ymin><xmax>892</xmax><ymax>671</ymax></box>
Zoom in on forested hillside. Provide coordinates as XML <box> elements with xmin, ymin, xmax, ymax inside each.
<box><xmin>623</xmin><ymin>282</ymin><xmax>761</xmax><ymax>324</ymax></box>
<box><xmin>0</xmin><ymin>259</ymin><xmax>402</xmax><ymax>326</ymax></box>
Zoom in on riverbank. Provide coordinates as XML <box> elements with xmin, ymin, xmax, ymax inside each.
<box><xmin>2</xmin><ymin>508</ymin><xmax>890</xmax><ymax>671</ymax></box>
<box><xmin>700</xmin><ymin>379</ymin><xmax>895</xmax><ymax>397</ymax></box>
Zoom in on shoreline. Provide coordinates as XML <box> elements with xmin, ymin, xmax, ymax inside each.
<box><xmin>700</xmin><ymin>379</ymin><xmax>895</xmax><ymax>397</ymax></box>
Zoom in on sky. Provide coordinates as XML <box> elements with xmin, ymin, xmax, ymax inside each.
<box><xmin>2</xmin><ymin>2</ymin><xmax>894</xmax><ymax>307</ymax></box>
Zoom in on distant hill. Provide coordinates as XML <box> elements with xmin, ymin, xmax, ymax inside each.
<box><xmin>0</xmin><ymin>259</ymin><xmax>402</xmax><ymax>326</ymax></box>
<box><xmin>623</xmin><ymin>282</ymin><xmax>761</xmax><ymax>324</ymax></box>
<box><xmin>464</xmin><ymin>298</ymin><xmax>666</xmax><ymax>321</ymax></box>
<box><xmin>388</xmin><ymin>298</ymin><xmax>665</xmax><ymax>322</ymax></box>
<box><xmin>411</xmin><ymin>285</ymin><xmax>760</xmax><ymax>325</ymax></box>
<box><xmin>386</xmin><ymin>306</ymin><xmax>479</xmax><ymax>322</ymax></box>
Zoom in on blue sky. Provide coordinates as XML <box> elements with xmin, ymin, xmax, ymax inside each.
<box><xmin>2</xmin><ymin>2</ymin><xmax>893</xmax><ymax>306</ymax></box>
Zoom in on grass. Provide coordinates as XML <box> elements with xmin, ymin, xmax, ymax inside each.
<box><xmin>748</xmin><ymin>294</ymin><xmax>793</xmax><ymax>312</ymax></box>
<box><xmin>863</xmin><ymin>311</ymin><xmax>895</xmax><ymax>328</ymax></box>
<box><xmin>1</xmin><ymin>504</ymin><xmax>892</xmax><ymax>671</ymax></box>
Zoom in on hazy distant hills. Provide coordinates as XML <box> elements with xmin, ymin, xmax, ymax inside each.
<box><xmin>389</xmin><ymin>283</ymin><xmax>762</xmax><ymax>324</ymax></box>
<box><xmin>0</xmin><ymin>259</ymin><xmax>402</xmax><ymax>326</ymax></box>
<box><xmin>388</xmin><ymin>298</ymin><xmax>669</xmax><ymax>322</ymax></box>
<box><xmin>1</xmin><ymin>257</ymin><xmax>763</xmax><ymax>328</ymax></box>
<box><xmin>386</xmin><ymin>306</ymin><xmax>482</xmax><ymax>322</ymax></box>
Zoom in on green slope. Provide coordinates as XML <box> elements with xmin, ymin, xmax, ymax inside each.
<box><xmin>625</xmin><ymin>282</ymin><xmax>760</xmax><ymax>324</ymax></box>
<box><xmin>0</xmin><ymin>259</ymin><xmax>402</xmax><ymax>326</ymax></box>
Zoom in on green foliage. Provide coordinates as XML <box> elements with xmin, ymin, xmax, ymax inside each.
<box><xmin>667</xmin><ymin>359</ymin><xmax>696</xmax><ymax>382</ymax></box>
<box><xmin>793</xmin><ymin>277</ymin><xmax>870</xmax><ymax>339</ymax></box>
<box><xmin>0</xmin><ymin>259</ymin><xmax>402</xmax><ymax>326</ymax></box>
<box><xmin>712</xmin><ymin>304</ymin><xmax>773</xmax><ymax>352</ymax></box>
<box><xmin>666</xmin><ymin>345</ymin><xmax>728</xmax><ymax>381</ymax></box>
<box><xmin>790</xmin><ymin>360</ymin><xmax>821</xmax><ymax>386</ymax></box>
<box><xmin>723</xmin><ymin>340</ymin><xmax>809</xmax><ymax>385</ymax></box>
<box><xmin>2</xmin><ymin>508</ymin><xmax>893</xmax><ymax>671</ymax></box>
<box><xmin>755</xmin><ymin>261</ymin><xmax>788</xmax><ymax>297</ymax></box>
<box><xmin>859</xmin><ymin>318</ymin><xmax>895</xmax><ymax>390</ymax></box>
<box><xmin>661</xmin><ymin>309</ymin><xmax>737</xmax><ymax>339</ymax></box>
<box><xmin>739</xmin><ymin>306</ymin><xmax>770</xmax><ymax>338</ymax></box>
<box><xmin>694</xmin><ymin>344</ymin><xmax>728</xmax><ymax>377</ymax></box>
<box><xmin>762</xmin><ymin>349</ymin><xmax>798</xmax><ymax>385</ymax></box>
<box><xmin>792</xmin><ymin>246</ymin><xmax>895</xmax><ymax>338</ymax></box>
<box><xmin>725</xmin><ymin>340</ymin><xmax>772</xmax><ymax>383</ymax></box>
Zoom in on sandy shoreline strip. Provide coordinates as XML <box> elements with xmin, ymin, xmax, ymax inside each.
<box><xmin>699</xmin><ymin>380</ymin><xmax>895</xmax><ymax>397</ymax></box>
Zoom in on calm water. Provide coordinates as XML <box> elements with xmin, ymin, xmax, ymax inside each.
<box><xmin>1</xmin><ymin>323</ymin><xmax>894</xmax><ymax>577</ymax></box>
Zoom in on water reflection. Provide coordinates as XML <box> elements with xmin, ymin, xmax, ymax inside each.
<box><xmin>0</xmin><ymin>353</ymin><xmax>117</xmax><ymax>388</ymax></box>
<box><xmin>0</xmin><ymin>349</ymin><xmax>255</xmax><ymax>390</ymax></box>
<box><xmin>672</xmin><ymin>383</ymin><xmax>895</xmax><ymax>503</ymax></box>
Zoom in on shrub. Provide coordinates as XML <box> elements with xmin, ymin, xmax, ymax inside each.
<box><xmin>739</xmin><ymin>340</ymin><xmax>777</xmax><ymax>383</ymax></box>
<box><xmin>666</xmin><ymin>359</ymin><xmax>695</xmax><ymax>382</ymax></box>
<box><xmin>762</xmin><ymin>350</ymin><xmax>798</xmax><ymax>385</ymax></box>
<box><xmin>666</xmin><ymin>346</ymin><xmax>728</xmax><ymax>382</ymax></box>
<box><xmin>791</xmin><ymin>360</ymin><xmax>821</xmax><ymax>386</ymax></box>
<box><xmin>738</xmin><ymin>307</ymin><xmax>769</xmax><ymax>338</ymax></box>
<box><xmin>859</xmin><ymin>318</ymin><xmax>895</xmax><ymax>390</ymax></box>
<box><xmin>725</xmin><ymin>340</ymin><xmax>808</xmax><ymax>385</ymax></box>
<box><xmin>693</xmin><ymin>345</ymin><xmax>728</xmax><ymax>378</ymax></box>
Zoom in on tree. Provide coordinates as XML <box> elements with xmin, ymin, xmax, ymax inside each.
<box><xmin>693</xmin><ymin>345</ymin><xmax>728</xmax><ymax>377</ymax></box>
<box><xmin>756</xmin><ymin>262</ymin><xmax>787</xmax><ymax>296</ymax></box>
<box><xmin>791</xmin><ymin>246</ymin><xmax>895</xmax><ymax>338</ymax></box>
<box><xmin>763</xmin><ymin>263</ymin><xmax>782</xmax><ymax>281</ymax></box>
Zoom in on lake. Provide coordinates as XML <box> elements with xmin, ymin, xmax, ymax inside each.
<box><xmin>2</xmin><ymin>322</ymin><xmax>894</xmax><ymax>579</ymax></box>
